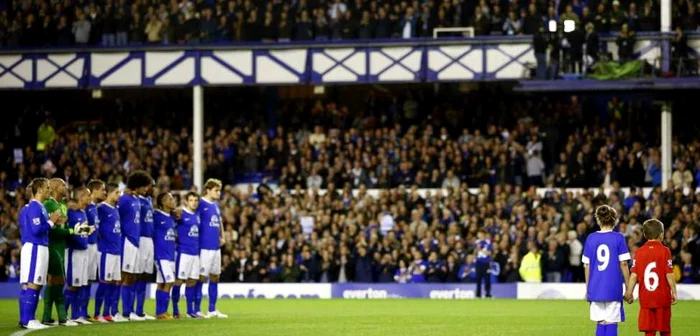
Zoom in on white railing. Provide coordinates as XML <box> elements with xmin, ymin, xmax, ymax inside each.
<box><xmin>433</xmin><ymin>27</ymin><xmax>475</xmax><ymax>38</ymax></box>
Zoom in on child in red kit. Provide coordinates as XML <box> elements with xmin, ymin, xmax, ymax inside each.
<box><xmin>624</xmin><ymin>219</ymin><xmax>678</xmax><ymax>336</ymax></box>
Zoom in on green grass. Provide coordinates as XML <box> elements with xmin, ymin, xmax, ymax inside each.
<box><xmin>1</xmin><ymin>300</ymin><xmax>699</xmax><ymax>336</ymax></box>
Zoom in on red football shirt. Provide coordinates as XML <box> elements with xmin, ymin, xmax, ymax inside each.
<box><xmin>630</xmin><ymin>240</ymin><xmax>674</xmax><ymax>308</ymax></box>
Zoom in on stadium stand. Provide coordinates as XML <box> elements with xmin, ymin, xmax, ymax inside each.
<box><xmin>0</xmin><ymin>0</ymin><xmax>678</xmax><ymax>47</ymax></box>
<box><xmin>1</xmin><ymin>87</ymin><xmax>699</xmax><ymax>285</ymax></box>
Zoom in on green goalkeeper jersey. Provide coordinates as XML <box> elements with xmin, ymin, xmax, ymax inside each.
<box><xmin>44</xmin><ymin>198</ymin><xmax>71</xmax><ymax>275</ymax></box>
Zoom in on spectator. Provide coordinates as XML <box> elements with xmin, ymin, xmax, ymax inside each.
<box><xmin>281</xmin><ymin>254</ymin><xmax>301</xmax><ymax>282</ymax></box>
<box><xmin>200</xmin><ymin>8</ymin><xmax>216</xmax><ymax>43</ymax></box>
<box><xmin>639</xmin><ymin>2</ymin><xmax>658</xmax><ymax>32</ymax></box>
<box><xmin>502</xmin><ymin>10</ymin><xmax>521</xmax><ymax>35</ymax></box>
<box><xmin>616</xmin><ymin>23</ymin><xmax>636</xmax><ymax>63</ymax></box>
<box><xmin>399</xmin><ymin>7</ymin><xmax>418</xmax><ymax>39</ymax></box>
<box><xmin>102</xmin><ymin>6</ymin><xmax>116</xmax><ymax>46</ymax></box>
<box><xmin>672</xmin><ymin>161</ymin><xmax>693</xmax><ymax>189</ymax></box>
<box><xmin>394</xmin><ymin>259</ymin><xmax>411</xmax><ymax>283</ymax></box>
<box><xmin>487</xmin><ymin>5</ymin><xmax>504</xmax><ymax>35</ymax></box>
<box><xmin>329</xmin><ymin>0</ymin><xmax>347</xmax><ymax>21</ymax></box>
<box><xmin>609</xmin><ymin>1</ymin><xmax>627</xmax><ymax>31</ymax></box>
<box><xmin>534</xmin><ymin>25</ymin><xmax>547</xmax><ymax>79</ymax></box>
<box><xmin>522</xmin><ymin>4</ymin><xmax>540</xmax><ymax>35</ymax></box>
<box><xmin>377</xmin><ymin>254</ymin><xmax>396</xmax><ymax>283</ymax></box>
<box><xmin>145</xmin><ymin>14</ymin><xmax>163</xmax><ymax>44</ymax></box>
<box><xmin>129</xmin><ymin>12</ymin><xmax>144</xmax><ymax>44</ymax></box>
<box><xmin>559</xmin><ymin>5</ymin><xmax>580</xmax><ymax>31</ymax></box>
<box><xmin>627</xmin><ymin>3</ymin><xmax>640</xmax><ymax>32</ymax></box>
<box><xmin>55</xmin><ymin>16</ymin><xmax>72</xmax><ymax>46</ymax></box>
<box><xmin>519</xmin><ymin>241</ymin><xmax>542</xmax><ymax>283</ymax></box>
<box><xmin>527</xmin><ymin>150</ymin><xmax>545</xmax><ymax>187</ymax></box>
<box><xmin>294</xmin><ymin>10</ymin><xmax>313</xmax><ymax>41</ymax></box>
<box><xmin>593</xmin><ymin>3</ymin><xmax>610</xmax><ymax>33</ymax></box>
<box><xmin>442</xmin><ymin>170</ymin><xmax>460</xmax><ymax>190</ymax></box>
<box><xmin>470</xmin><ymin>6</ymin><xmax>489</xmax><ymax>36</ymax></box>
<box><xmin>475</xmin><ymin>229</ymin><xmax>493</xmax><ymax>297</ymax></box>
<box><xmin>73</xmin><ymin>10</ymin><xmax>91</xmax><ymax>45</ymax></box>
<box><xmin>585</xmin><ymin>22</ymin><xmax>600</xmax><ymax>67</ymax></box>
<box><xmin>567</xmin><ymin>231</ymin><xmax>583</xmax><ymax>282</ymax></box>
<box><xmin>542</xmin><ymin>238</ymin><xmax>566</xmax><ymax>282</ymax></box>
<box><xmin>459</xmin><ymin>255</ymin><xmax>477</xmax><ymax>282</ymax></box>
<box><xmin>260</xmin><ymin>11</ymin><xmax>276</xmax><ymax>42</ymax></box>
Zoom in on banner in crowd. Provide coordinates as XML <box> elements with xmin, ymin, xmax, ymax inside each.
<box><xmin>330</xmin><ymin>284</ymin><xmax>517</xmax><ymax>299</ymax></box>
<box><xmin>517</xmin><ymin>283</ymin><xmax>700</xmax><ymax>300</ymax></box>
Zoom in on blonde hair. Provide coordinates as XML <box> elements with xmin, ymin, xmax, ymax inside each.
<box><xmin>203</xmin><ymin>178</ymin><xmax>223</xmax><ymax>193</ymax></box>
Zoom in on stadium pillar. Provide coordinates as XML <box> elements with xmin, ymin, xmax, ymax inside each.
<box><xmin>193</xmin><ymin>85</ymin><xmax>204</xmax><ymax>192</ymax></box>
<box><xmin>661</xmin><ymin>0</ymin><xmax>671</xmax><ymax>72</ymax></box>
<box><xmin>661</xmin><ymin>103</ymin><xmax>672</xmax><ymax>190</ymax></box>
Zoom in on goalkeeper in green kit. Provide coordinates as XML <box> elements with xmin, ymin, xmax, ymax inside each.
<box><xmin>41</xmin><ymin>178</ymin><xmax>88</xmax><ymax>326</ymax></box>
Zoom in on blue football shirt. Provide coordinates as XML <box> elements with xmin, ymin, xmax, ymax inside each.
<box><xmin>85</xmin><ymin>203</ymin><xmax>98</xmax><ymax>245</ymax></box>
<box><xmin>153</xmin><ymin>209</ymin><xmax>176</xmax><ymax>261</ymax></box>
<box><xmin>582</xmin><ymin>231</ymin><xmax>631</xmax><ymax>302</ymax></box>
<box><xmin>197</xmin><ymin>198</ymin><xmax>221</xmax><ymax>251</ymax></box>
<box><xmin>97</xmin><ymin>202</ymin><xmax>122</xmax><ymax>255</ymax></box>
<box><xmin>176</xmin><ymin>208</ymin><xmax>200</xmax><ymax>256</ymax></box>
<box><xmin>118</xmin><ymin>193</ymin><xmax>141</xmax><ymax>247</ymax></box>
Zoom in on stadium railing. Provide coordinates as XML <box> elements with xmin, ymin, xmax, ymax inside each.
<box><xmin>0</xmin><ymin>32</ymin><xmax>692</xmax><ymax>90</ymax></box>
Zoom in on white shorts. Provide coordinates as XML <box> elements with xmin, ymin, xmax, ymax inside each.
<box><xmin>176</xmin><ymin>253</ymin><xmax>200</xmax><ymax>280</ymax></box>
<box><xmin>100</xmin><ymin>252</ymin><xmax>122</xmax><ymax>282</ymax></box>
<box><xmin>199</xmin><ymin>249</ymin><xmax>221</xmax><ymax>276</ymax></box>
<box><xmin>20</xmin><ymin>243</ymin><xmax>49</xmax><ymax>285</ymax></box>
<box><xmin>122</xmin><ymin>239</ymin><xmax>139</xmax><ymax>273</ymax></box>
<box><xmin>87</xmin><ymin>244</ymin><xmax>98</xmax><ymax>281</ymax></box>
<box><xmin>590</xmin><ymin>301</ymin><xmax>625</xmax><ymax>323</ymax></box>
<box><xmin>136</xmin><ymin>237</ymin><xmax>154</xmax><ymax>274</ymax></box>
<box><xmin>156</xmin><ymin>260</ymin><xmax>176</xmax><ymax>284</ymax></box>
<box><xmin>66</xmin><ymin>249</ymin><xmax>89</xmax><ymax>287</ymax></box>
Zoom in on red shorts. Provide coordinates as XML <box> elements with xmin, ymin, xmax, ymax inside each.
<box><xmin>638</xmin><ymin>307</ymin><xmax>671</xmax><ymax>332</ymax></box>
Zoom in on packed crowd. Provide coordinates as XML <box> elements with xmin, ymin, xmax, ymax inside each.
<box><xmin>0</xmin><ymin>0</ymin><xmax>677</xmax><ymax>48</ymax></box>
<box><xmin>1</xmin><ymin>89</ymin><xmax>700</xmax><ymax>284</ymax></box>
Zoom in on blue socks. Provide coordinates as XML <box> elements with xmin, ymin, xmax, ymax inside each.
<box><xmin>64</xmin><ymin>289</ymin><xmax>75</xmax><ymax>318</ymax></box>
<box><xmin>121</xmin><ymin>284</ymin><xmax>134</xmax><ymax>316</ymax></box>
<box><xmin>155</xmin><ymin>290</ymin><xmax>170</xmax><ymax>316</ymax></box>
<box><xmin>19</xmin><ymin>288</ymin><xmax>35</xmax><ymax>325</ymax></box>
<box><xmin>194</xmin><ymin>281</ymin><xmax>203</xmax><ymax>313</ymax></box>
<box><xmin>596</xmin><ymin>324</ymin><xmax>618</xmax><ymax>336</ymax></box>
<box><xmin>21</xmin><ymin>288</ymin><xmax>40</xmax><ymax>325</ymax></box>
<box><xmin>171</xmin><ymin>284</ymin><xmax>181</xmax><ymax>316</ymax></box>
<box><xmin>135</xmin><ymin>281</ymin><xmax>147</xmax><ymax>315</ymax></box>
<box><xmin>110</xmin><ymin>284</ymin><xmax>120</xmax><ymax>317</ymax></box>
<box><xmin>81</xmin><ymin>286</ymin><xmax>91</xmax><ymax>318</ymax></box>
<box><xmin>185</xmin><ymin>286</ymin><xmax>195</xmax><ymax>315</ymax></box>
<box><xmin>18</xmin><ymin>288</ymin><xmax>26</xmax><ymax>324</ymax></box>
<box><xmin>100</xmin><ymin>283</ymin><xmax>111</xmax><ymax>317</ymax></box>
<box><xmin>95</xmin><ymin>283</ymin><xmax>106</xmax><ymax>317</ymax></box>
<box><xmin>208</xmin><ymin>282</ymin><xmax>218</xmax><ymax>313</ymax></box>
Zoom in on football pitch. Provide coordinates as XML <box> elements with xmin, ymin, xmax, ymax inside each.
<box><xmin>1</xmin><ymin>300</ymin><xmax>699</xmax><ymax>336</ymax></box>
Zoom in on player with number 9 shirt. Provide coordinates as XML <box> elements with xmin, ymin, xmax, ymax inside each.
<box><xmin>582</xmin><ymin>205</ymin><xmax>631</xmax><ymax>336</ymax></box>
<box><xmin>624</xmin><ymin>219</ymin><xmax>677</xmax><ymax>336</ymax></box>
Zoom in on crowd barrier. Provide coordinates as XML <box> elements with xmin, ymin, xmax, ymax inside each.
<box><xmin>2</xmin><ymin>282</ymin><xmax>699</xmax><ymax>300</ymax></box>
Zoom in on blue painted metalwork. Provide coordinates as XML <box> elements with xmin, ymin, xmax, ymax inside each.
<box><xmin>0</xmin><ymin>33</ymin><xmax>689</xmax><ymax>90</ymax></box>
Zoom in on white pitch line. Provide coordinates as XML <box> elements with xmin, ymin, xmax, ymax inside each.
<box><xmin>9</xmin><ymin>329</ymin><xmax>35</xmax><ymax>336</ymax></box>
